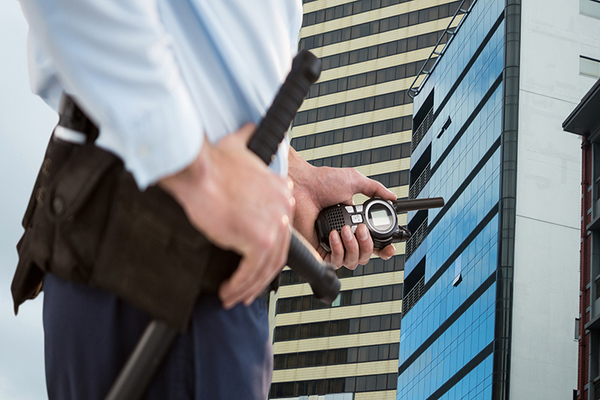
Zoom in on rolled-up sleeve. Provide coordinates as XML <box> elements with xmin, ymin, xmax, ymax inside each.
<box><xmin>20</xmin><ymin>0</ymin><xmax>203</xmax><ymax>189</ymax></box>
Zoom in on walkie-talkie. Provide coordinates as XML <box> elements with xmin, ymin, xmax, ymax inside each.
<box><xmin>316</xmin><ymin>197</ymin><xmax>445</xmax><ymax>251</ymax></box>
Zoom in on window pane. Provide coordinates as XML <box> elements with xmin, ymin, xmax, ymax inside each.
<box><xmin>379</xmin><ymin>344</ymin><xmax>390</xmax><ymax>359</ymax></box>
<box><xmin>347</xmin><ymin>347</ymin><xmax>358</xmax><ymax>363</ymax></box>
<box><xmin>377</xmin><ymin>374</ymin><xmax>387</xmax><ymax>390</ymax></box>
<box><xmin>368</xmin><ymin>345</ymin><xmax>378</xmax><ymax>361</ymax></box>
<box><xmin>358</xmin><ymin>347</ymin><xmax>369</xmax><ymax>362</ymax></box>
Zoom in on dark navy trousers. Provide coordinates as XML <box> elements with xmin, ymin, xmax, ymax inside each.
<box><xmin>42</xmin><ymin>273</ymin><xmax>273</xmax><ymax>400</ymax></box>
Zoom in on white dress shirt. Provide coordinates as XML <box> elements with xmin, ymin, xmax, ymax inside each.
<box><xmin>20</xmin><ymin>0</ymin><xmax>302</xmax><ymax>188</ymax></box>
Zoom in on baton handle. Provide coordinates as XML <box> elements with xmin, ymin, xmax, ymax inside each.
<box><xmin>105</xmin><ymin>320</ymin><xmax>176</xmax><ymax>400</ymax></box>
<box><xmin>248</xmin><ymin>49</ymin><xmax>340</xmax><ymax>304</ymax></box>
<box><xmin>288</xmin><ymin>230</ymin><xmax>340</xmax><ymax>304</ymax></box>
<box><xmin>248</xmin><ymin>49</ymin><xmax>321</xmax><ymax>164</ymax></box>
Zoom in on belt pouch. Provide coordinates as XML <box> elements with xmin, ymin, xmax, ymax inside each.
<box><xmin>12</xmin><ymin>138</ymin><xmax>238</xmax><ymax>331</ymax></box>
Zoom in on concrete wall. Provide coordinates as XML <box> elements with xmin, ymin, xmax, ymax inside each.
<box><xmin>510</xmin><ymin>0</ymin><xmax>600</xmax><ymax>398</ymax></box>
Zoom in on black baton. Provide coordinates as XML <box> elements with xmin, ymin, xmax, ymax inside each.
<box><xmin>248</xmin><ymin>49</ymin><xmax>339</xmax><ymax>304</ymax></box>
<box><xmin>105</xmin><ymin>49</ymin><xmax>340</xmax><ymax>400</ymax></box>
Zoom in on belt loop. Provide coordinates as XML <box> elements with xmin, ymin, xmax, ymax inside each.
<box><xmin>58</xmin><ymin>94</ymin><xmax>100</xmax><ymax>144</ymax></box>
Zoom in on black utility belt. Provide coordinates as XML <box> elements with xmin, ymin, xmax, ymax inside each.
<box><xmin>11</xmin><ymin>95</ymin><xmax>250</xmax><ymax>331</ymax></box>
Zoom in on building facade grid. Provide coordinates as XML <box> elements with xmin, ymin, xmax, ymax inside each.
<box><xmin>398</xmin><ymin>0</ymin><xmax>505</xmax><ymax>398</ymax></box>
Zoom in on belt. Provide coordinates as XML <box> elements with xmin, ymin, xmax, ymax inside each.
<box><xmin>57</xmin><ymin>95</ymin><xmax>99</xmax><ymax>143</ymax></box>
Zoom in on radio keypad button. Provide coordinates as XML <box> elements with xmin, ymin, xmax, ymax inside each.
<box><xmin>351</xmin><ymin>214</ymin><xmax>363</xmax><ymax>224</ymax></box>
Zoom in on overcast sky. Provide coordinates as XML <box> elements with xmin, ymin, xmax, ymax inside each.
<box><xmin>0</xmin><ymin>2</ymin><xmax>56</xmax><ymax>399</ymax></box>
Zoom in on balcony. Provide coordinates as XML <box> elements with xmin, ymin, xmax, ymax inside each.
<box><xmin>405</xmin><ymin>217</ymin><xmax>428</xmax><ymax>260</ymax></box>
<box><xmin>409</xmin><ymin>162</ymin><xmax>431</xmax><ymax>200</ymax></box>
<box><xmin>402</xmin><ymin>276</ymin><xmax>425</xmax><ymax>315</ymax></box>
<box><xmin>411</xmin><ymin>108</ymin><xmax>433</xmax><ymax>152</ymax></box>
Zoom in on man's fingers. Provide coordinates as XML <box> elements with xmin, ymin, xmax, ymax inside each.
<box><xmin>355</xmin><ymin>224</ymin><xmax>374</xmax><ymax>265</ymax></box>
<box><xmin>340</xmin><ymin>225</ymin><xmax>359</xmax><ymax>269</ymax></box>
<box><xmin>241</xmin><ymin>228</ymin><xmax>290</xmax><ymax>306</ymax></box>
<box><xmin>219</xmin><ymin>256</ymin><xmax>262</xmax><ymax>309</ymax></box>
<box><xmin>220</xmin><ymin>254</ymin><xmax>275</xmax><ymax>309</ymax></box>
<box><xmin>327</xmin><ymin>225</ymin><xmax>375</xmax><ymax>269</ymax></box>
<box><xmin>323</xmin><ymin>224</ymin><xmax>394</xmax><ymax>270</ymax></box>
<box><xmin>328</xmin><ymin>229</ymin><xmax>344</xmax><ymax>268</ymax></box>
<box><xmin>374</xmin><ymin>244</ymin><xmax>396</xmax><ymax>260</ymax></box>
<box><xmin>219</xmin><ymin>216</ymin><xmax>290</xmax><ymax>309</ymax></box>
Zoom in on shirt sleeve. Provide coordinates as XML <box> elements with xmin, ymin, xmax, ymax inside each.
<box><xmin>20</xmin><ymin>0</ymin><xmax>204</xmax><ymax>189</ymax></box>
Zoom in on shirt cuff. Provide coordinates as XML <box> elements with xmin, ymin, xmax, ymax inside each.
<box><xmin>96</xmin><ymin>83</ymin><xmax>204</xmax><ymax>190</ymax></box>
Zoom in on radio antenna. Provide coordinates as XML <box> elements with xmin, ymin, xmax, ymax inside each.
<box><xmin>393</xmin><ymin>197</ymin><xmax>445</xmax><ymax>213</ymax></box>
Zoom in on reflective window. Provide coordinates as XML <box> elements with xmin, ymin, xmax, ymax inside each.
<box><xmin>279</xmin><ymin>254</ymin><xmax>404</xmax><ymax>286</ymax></box>
<box><xmin>398</xmin><ymin>285</ymin><xmax>496</xmax><ymax>399</ymax></box>
<box><xmin>315</xmin><ymin>30</ymin><xmax>449</xmax><ymax>72</ymax></box>
<box><xmin>274</xmin><ymin>343</ymin><xmax>399</xmax><ymax>369</ymax></box>
<box><xmin>300</xmin><ymin>1</ymin><xmax>464</xmax><ymax>50</ymax></box>
<box><xmin>307</xmin><ymin>58</ymin><xmax>436</xmax><ymax>99</ymax></box>
<box><xmin>398</xmin><ymin>0</ymin><xmax>505</xmax><ymax>398</ymax></box>
<box><xmin>309</xmin><ymin>143</ymin><xmax>410</xmax><ymax>168</ymax></box>
<box><xmin>270</xmin><ymin>372</ymin><xmax>396</xmax><ymax>398</ymax></box>
<box><xmin>276</xmin><ymin>283</ymin><xmax>403</xmax><ymax>314</ymax></box>
<box><xmin>294</xmin><ymin>90</ymin><xmax>411</xmax><ymax>127</ymax></box>
<box><xmin>274</xmin><ymin>313</ymin><xmax>401</xmax><ymax>341</ymax></box>
<box><xmin>401</xmin><ymin>216</ymin><xmax>500</xmax><ymax>360</ymax></box>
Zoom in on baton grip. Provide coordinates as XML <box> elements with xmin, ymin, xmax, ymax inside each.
<box><xmin>104</xmin><ymin>320</ymin><xmax>176</xmax><ymax>400</ymax></box>
<box><xmin>248</xmin><ymin>49</ymin><xmax>340</xmax><ymax>305</ymax></box>
<box><xmin>248</xmin><ymin>49</ymin><xmax>321</xmax><ymax>165</ymax></box>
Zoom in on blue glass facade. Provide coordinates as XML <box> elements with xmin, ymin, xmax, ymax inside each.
<box><xmin>398</xmin><ymin>0</ymin><xmax>507</xmax><ymax>398</ymax></box>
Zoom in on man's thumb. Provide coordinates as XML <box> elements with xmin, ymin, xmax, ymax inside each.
<box><xmin>237</xmin><ymin>122</ymin><xmax>257</xmax><ymax>144</ymax></box>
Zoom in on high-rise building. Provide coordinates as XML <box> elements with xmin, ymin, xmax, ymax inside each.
<box><xmin>564</xmin><ymin>77</ymin><xmax>600</xmax><ymax>399</ymax></box>
<box><xmin>268</xmin><ymin>1</ymin><xmax>467</xmax><ymax>399</ymax></box>
<box><xmin>398</xmin><ymin>0</ymin><xmax>600</xmax><ymax>399</ymax></box>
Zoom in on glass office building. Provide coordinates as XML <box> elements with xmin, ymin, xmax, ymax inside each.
<box><xmin>399</xmin><ymin>0</ymin><xmax>600</xmax><ymax>399</ymax></box>
<box><xmin>398</xmin><ymin>0</ymin><xmax>505</xmax><ymax>397</ymax></box>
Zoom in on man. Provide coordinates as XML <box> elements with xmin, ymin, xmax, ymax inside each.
<box><xmin>16</xmin><ymin>0</ymin><xmax>397</xmax><ymax>399</ymax></box>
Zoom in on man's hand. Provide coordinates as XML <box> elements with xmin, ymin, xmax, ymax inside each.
<box><xmin>288</xmin><ymin>148</ymin><xmax>397</xmax><ymax>269</ymax></box>
<box><xmin>159</xmin><ymin>123</ymin><xmax>294</xmax><ymax>309</ymax></box>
